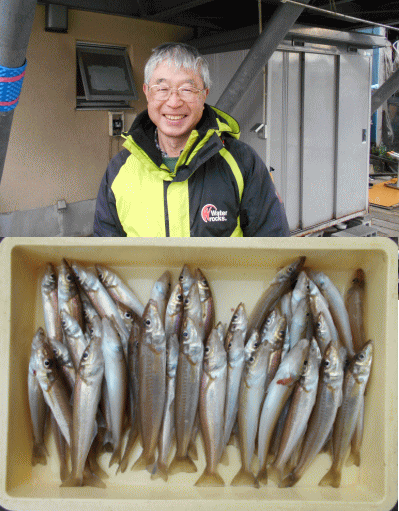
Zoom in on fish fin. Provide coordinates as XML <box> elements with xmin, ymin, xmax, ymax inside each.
<box><xmin>345</xmin><ymin>450</ymin><xmax>360</xmax><ymax>467</ymax></box>
<box><xmin>109</xmin><ymin>446</ymin><xmax>122</xmax><ymax>468</ymax></box>
<box><xmin>227</xmin><ymin>433</ymin><xmax>239</xmax><ymax>448</ymax></box>
<box><xmin>168</xmin><ymin>454</ymin><xmax>197</xmax><ymax>474</ymax></box>
<box><xmin>117</xmin><ymin>426</ymin><xmax>139</xmax><ymax>474</ymax></box>
<box><xmin>279</xmin><ymin>472</ymin><xmax>299</xmax><ymax>488</ymax></box>
<box><xmin>151</xmin><ymin>462</ymin><xmax>168</xmax><ymax>482</ymax></box>
<box><xmin>32</xmin><ymin>443</ymin><xmax>48</xmax><ymax>466</ymax></box>
<box><xmin>131</xmin><ymin>451</ymin><xmax>156</xmax><ymax>473</ymax></box>
<box><xmin>230</xmin><ymin>467</ymin><xmax>259</xmax><ymax>488</ymax></box>
<box><xmin>267</xmin><ymin>464</ymin><xmax>283</xmax><ymax>486</ymax></box>
<box><xmin>60</xmin><ymin>470</ymin><xmax>106</xmax><ymax>489</ymax></box>
<box><xmin>318</xmin><ymin>466</ymin><xmax>341</xmax><ymax>488</ymax></box>
<box><xmin>257</xmin><ymin>467</ymin><xmax>268</xmax><ymax>486</ymax></box>
<box><xmin>195</xmin><ymin>468</ymin><xmax>225</xmax><ymax>487</ymax></box>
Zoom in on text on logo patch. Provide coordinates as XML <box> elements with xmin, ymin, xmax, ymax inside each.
<box><xmin>201</xmin><ymin>204</ymin><xmax>228</xmax><ymax>222</ymax></box>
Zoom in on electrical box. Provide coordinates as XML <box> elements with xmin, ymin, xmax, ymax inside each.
<box><xmin>108</xmin><ymin>111</ymin><xmax>124</xmax><ymax>137</ymax></box>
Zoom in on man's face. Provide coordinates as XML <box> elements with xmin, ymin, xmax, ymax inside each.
<box><xmin>143</xmin><ymin>61</ymin><xmax>209</xmax><ymax>147</ymax></box>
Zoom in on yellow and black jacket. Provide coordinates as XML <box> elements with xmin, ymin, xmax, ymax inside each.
<box><xmin>93</xmin><ymin>105</ymin><xmax>290</xmax><ymax>237</ymax></box>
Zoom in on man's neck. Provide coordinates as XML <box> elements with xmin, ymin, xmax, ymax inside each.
<box><xmin>157</xmin><ymin>132</ymin><xmax>188</xmax><ymax>157</ymax></box>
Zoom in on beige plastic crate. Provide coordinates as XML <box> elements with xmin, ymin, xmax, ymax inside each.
<box><xmin>0</xmin><ymin>237</ymin><xmax>397</xmax><ymax>511</ymax></box>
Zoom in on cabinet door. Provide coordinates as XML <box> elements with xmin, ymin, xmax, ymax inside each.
<box><xmin>336</xmin><ymin>54</ymin><xmax>371</xmax><ymax>218</ymax></box>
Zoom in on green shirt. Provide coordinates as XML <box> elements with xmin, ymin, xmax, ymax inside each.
<box><xmin>162</xmin><ymin>156</ymin><xmax>179</xmax><ymax>173</ymax></box>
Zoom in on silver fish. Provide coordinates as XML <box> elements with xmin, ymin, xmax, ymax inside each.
<box><xmin>183</xmin><ymin>281</ymin><xmax>204</xmax><ymax>343</ymax></box>
<box><xmin>289</xmin><ymin>296</ymin><xmax>311</xmax><ymax>349</ymax></box>
<box><xmin>58</xmin><ymin>259</ymin><xmax>84</xmax><ymax>331</ymax></box>
<box><xmin>345</xmin><ymin>269</ymin><xmax>366</xmax><ymax>354</ymax></box>
<box><xmin>195</xmin><ymin>329</ymin><xmax>227</xmax><ymax>487</ymax></box>
<box><xmin>164</xmin><ymin>282</ymin><xmax>184</xmax><ymax>341</ymax></box>
<box><xmin>133</xmin><ymin>299</ymin><xmax>166</xmax><ymax>472</ymax></box>
<box><xmin>61</xmin><ymin>335</ymin><xmax>105</xmax><ymax>488</ymax></box>
<box><xmin>152</xmin><ymin>333</ymin><xmax>179</xmax><ymax>481</ymax></box>
<box><xmin>179</xmin><ymin>264</ymin><xmax>196</xmax><ymax>298</ymax></box>
<box><xmin>307</xmin><ymin>269</ymin><xmax>355</xmax><ymax>358</ymax></box>
<box><xmin>257</xmin><ymin>338</ymin><xmax>309</xmax><ymax>485</ymax></box>
<box><xmin>291</xmin><ymin>271</ymin><xmax>309</xmax><ymax>315</ymax></box>
<box><xmin>95</xmin><ymin>264</ymin><xmax>144</xmax><ymax>317</ymax></box>
<box><xmin>195</xmin><ymin>268</ymin><xmax>215</xmax><ymax>341</ymax></box>
<box><xmin>170</xmin><ymin>316</ymin><xmax>203</xmax><ymax>474</ymax></box>
<box><xmin>246</xmin><ymin>256</ymin><xmax>306</xmax><ymax>339</ymax></box>
<box><xmin>150</xmin><ymin>270</ymin><xmax>171</xmax><ymax>324</ymax></box>
<box><xmin>101</xmin><ymin>317</ymin><xmax>128</xmax><ymax>468</ymax></box>
<box><xmin>281</xmin><ymin>341</ymin><xmax>344</xmax><ymax>487</ymax></box>
<box><xmin>28</xmin><ymin>327</ymin><xmax>49</xmax><ymax>466</ymax></box>
<box><xmin>41</xmin><ymin>263</ymin><xmax>62</xmax><ymax>344</ymax></box>
<box><xmin>319</xmin><ymin>340</ymin><xmax>373</xmax><ymax>488</ymax></box>
<box><xmin>223</xmin><ymin>303</ymin><xmax>247</xmax><ymax>449</ymax></box>
<box><xmin>60</xmin><ymin>310</ymin><xmax>89</xmax><ymax>371</ymax></box>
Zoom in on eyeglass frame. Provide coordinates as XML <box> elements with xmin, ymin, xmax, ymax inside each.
<box><xmin>147</xmin><ymin>83</ymin><xmax>207</xmax><ymax>102</ymax></box>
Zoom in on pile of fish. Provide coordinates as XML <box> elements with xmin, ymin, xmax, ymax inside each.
<box><xmin>28</xmin><ymin>256</ymin><xmax>373</xmax><ymax>489</ymax></box>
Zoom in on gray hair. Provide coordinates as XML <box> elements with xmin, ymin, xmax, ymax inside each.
<box><xmin>144</xmin><ymin>42</ymin><xmax>211</xmax><ymax>89</ymax></box>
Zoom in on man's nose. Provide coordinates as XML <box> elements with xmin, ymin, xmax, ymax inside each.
<box><xmin>166</xmin><ymin>89</ymin><xmax>184</xmax><ymax>106</ymax></box>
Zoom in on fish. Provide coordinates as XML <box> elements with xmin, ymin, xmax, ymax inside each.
<box><xmin>41</xmin><ymin>263</ymin><xmax>62</xmax><ymax>345</ymax></box>
<box><xmin>164</xmin><ymin>282</ymin><xmax>184</xmax><ymax>341</ymax></box>
<box><xmin>244</xmin><ymin>329</ymin><xmax>261</xmax><ymax>362</ymax></box>
<box><xmin>34</xmin><ymin>332</ymin><xmax>73</xmax><ymax>447</ymax></box>
<box><xmin>195</xmin><ymin>329</ymin><xmax>227</xmax><ymax>487</ymax></box>
<box><xmin>101</xmin><ymin>317</ymin><xmax>128</xmax><ymax>468</ymax></box>
<box><xmin>291</xmin><ymin>271</ymin><xmax>309</xmax><ymax>315</ymax></box>
<box><xmin>281</xmin><ymin>341</ymin><xmax>344</xmax><ymax>487</ymax></box>
<box><xmin>183</xmin><ymin>281</ymin><xmax>204</xmax><ymax>343</ymax></box>
<box><xmin>169</xmin><ymin>316</ymin><xmax>204</xmax><ymax>474</ymax></box>
<box><xmin>223</xmin><ymin>303</ymin><xmax>247</xmax><ymax>449</ymax></box>
<box><xmin>257</xmin><ymin>338</ymin><xmax>309</xmax><ymax>485</ymax></box>
<box><xmin>50</xmin><ymin>413</ymin><xmax>69</xmax><ymax>482</ymax></box>
<box><xmin>179</xmin><ymin>264</ymin><xmax>196</xmax><ymax>298</ymax></box>
<box><xmin>247</xmin><ymin>256</ymin><xmax>306</xmax><ymax>338</ymax></box>
<box><xmin>28</xmin><ymin>327</ymin><xmax>49</xmax><ymax>466</ymax></box>
<box><xmin>71</xmin><ymin>262</ymin><xmax>130</xmax><ymax>349</ymax></box>
<box><xmin>61</xmin><ymin>334</ymin><xmax>105</xmax><ymax>488</ymax></box>
<box><xmin>319</xmin><ymin>341</ymin><xmax>373</xmax><ymax>488</ymax></box>
<box><xmin>289</xmin><ymin>296</ymin><xmax>311</xmax><ymax>349</ymax></box>
<box><xmin>307</xmin><ymin>269</ymin><xmax>355</xmax><ymax>358</ymax></box>
<box><xmin>60</xmin><ymin>310</ymin><xmax>89</xmax><ymax>371</ymax></box>
<box><xmin>95</xmin><ymin>264</ymin><xmax>145</xmax><ymax>317</ymax></box>
<box><xmin>260</xmin><ymin>311</ymin><xmax>288</xmax><ymax>392</ymax></box>
<box><xmin>314</xmin><ymin>311</ymin><xmax>333</xmax><ymax>357</ymax></box>
<box><xmin>231</xmin><ymin>338</ymin><xmax>271</xmax><ymax>488</ymax></box>
<box><xmin>150</xmin><ymin>270</ymin><xmax>171</xmax><ymax>324</ymax></box>
<box><xmin>132</xmin><ymin>299</ymin><xmax>166</xmax><ymax>472</ymax></box>
<box><xmin>48</xmin><ymin>337</ymin><xmax>76</xmax><ymax>389</ymax></box>
<box><xmin>58</xmin><ymin>259</ymin><xmax>84</xmax><ymax>331</ymax></box>
<box><xmin>345</xmin><ymin>269</ymin><xmax>366</xmax><ymax>353</ymax></box>
<box><xmin>195</xmin><ymin>268</ymin><xmax>215</xmax><ymax>341</ymax></box>
<box><xmin>152</xmin><ymin>333</ymin><xmax>179</xmax><ymax>481</ymax></box>
<box><xmin>272</xmin><ymin>339</ymin><xmax>321</xmax><ymax>485</ymax></box>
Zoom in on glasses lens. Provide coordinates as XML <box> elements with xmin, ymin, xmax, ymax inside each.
<box><xmin>150</xmin><ymin>85</ymin><xmax>200</xmax><ymax>101</ymax></box>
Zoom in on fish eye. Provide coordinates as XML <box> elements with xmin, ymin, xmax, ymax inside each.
<box><xmin>61</xmin><ymin>319</ymin><xmax>66</xmax><ymax>327</ymax></box>
<box><xmin>303</xmin><ymin>360</ymin><xmax>308</xmax><ymax>366</ymax></box>
<box><xmin>254</xmin><ymin>342</ymin><xmax>259</xmax><ymax>348</ymax></box>
<box><xmin>323</xmin><ymin>359</ymin><xmax>330</xmax><ymax>368</ymax></box>
<box><xmin>249</xmin><ymin>356</ymin><xmax>254</xmax><ymax>363</ymax></box>
<box><xmin>184</xmin><ymin>298</ymin><xmax>190</xmax><ymax>305</ymax></box>
<box><xmin>66</xmin><ymin>273</ymin><xmax>73</xmax><ymax>282</ymax></box>
<box><xmin>228</xmin><ymin>342</ymin><xmax>232</xmax><ymax>349</ymax></box>
<box><xmin>279</xmin><ymin>330</ymin><xmax>285</xmax><ymax>336</ymax></box>
<box><xmin>44</xmin><ymin>359</ymin><xmax>52</xmax><ymax>368</ymax></box>
<box><xmin>183</xmin><ymin>331</ymin><xmax>189</xmax><ymax>338</ymax></box>
<box><xmin>89</xmin><ymin>327</ymin><xmax>94</xmax><ymax>334</ymax></box>
<box><xmin>205</xmin><ymin>346</ymin><xmax>210</xmax><ymax>353</ymax></box>
<box><xmin>82</xmin><ymin>351</ymin><xmax>89</xmax><ymax>360</ymax></box>
<box><xmin>232</xmin><ymin>314</ymin><xmax>238</xmax><ymax>321</ymax></box>
<box><xmin>179</xmin><ymin>274</ymin><xmax>184</xmax><ymax>281</ymax></box>
<box><xmin>145</xmin><ymin>319</ymin><xmax>151</xmax><ymax>326</ymax></box>
<box><xmin>125</xmin><ymin>312</ymin><xmax>132</xmax><ymax>319</ymax></box>
<box><xmin>357</xmin><ymin>352</ymin><xmax>365</xmax><ymax>361</ymax></box>
<box><xmin>177</xmin><ymin>294</ymin><xmax>183</xmax><ymax>301</ymax></box>
<box><xmin>50</xmin><ymin>273</ymin><xmax>56</xmax><ymax>281</ymax></box>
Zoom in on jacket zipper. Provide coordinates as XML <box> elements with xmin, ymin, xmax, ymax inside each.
<box><xmin>163</xmin><ymin>181</ymin><xmax>170</xmax><ymax>237</ymax></box>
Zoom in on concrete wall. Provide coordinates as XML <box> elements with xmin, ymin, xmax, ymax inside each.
<box><xmin>0</xmin><ymin>5</ymin><xmax>193</xmax><ymax>214</ymax></box>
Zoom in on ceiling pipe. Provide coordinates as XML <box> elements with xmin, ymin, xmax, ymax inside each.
<box><xmin>371</xmin><ymin>66</ymin><xmax>399</xmax><ymax>115</ymax></box>
<box><xmin>215</xmin><ymin>0</ymin><xmax>311</xmax><ymax>115</ymax></box>
<box><xmin>0</xmin><ymin>0</ymin><xmax>37</xmax><ymax>185</ymax></box>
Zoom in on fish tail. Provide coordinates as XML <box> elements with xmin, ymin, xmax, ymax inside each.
<box><xmin>60</xmin><ymin>469</ymin><xmax>106</xmax><ymax>489</ymax></box>
<box><xmin>151</xmin><ymin>461</ymin><xmax>169</xmax><ymax>482</ymax></box>
<box><xmin>279</xmin><ymin>471</ymin><xmax>299</xmax><ymax>488</ymax></box>
<box><xmin>219</xmin><ymin>448</ymin><xmax>229</xmax><ymax>466</ymax></box>
<box><xmin>195</xmin><ymin>468</ymin><xmax>225</xmax><ymax>487</ymax></box>
<box><xmin>188</xmin><ymin>439</ymin><xmax>198</xmax><ymax>461</ymax></box>
<box><xmin>345</xmin><ymin>450</ymin><xmax>360</xmax><ymax>467</ymax></box>
<box><xmin>131</xmin><ymin>451</ymin><xmax>156</xmax><ymax>473</ymax></box>
<box><xmin>87</xmin><ymin>453</ymin><xmax>109</xmax><ymax>480</ymax></box>
<box><xmin>117</xmin><ymin>426</ymin><xmax>139</xmax><ymax>474</ymax></box>
<box><xmin>268</xmin><ymin>464</ymin><xmax>283</xmax><ymax>486</ymax></box>
<box><xmin>168</xmin><ymin>454</ymin><xmax>197</xmax><ymax>475</ymax></box>
<box><xmin>318</xmin><ymin>466</ymin><xmax>342</xmax><ymax>488</ymax></box>
<box><xmin>230</xmin><ymin>467</ymin><xmax>260</xmax><ymax>488</ymax></box>
<box><xmin>31</xmin><ymin>443</ymin><xmax>48</xmax><ymax>466</ymax></box>
<box><xmin>257</xmin><ymin>467</ymin><xmax>268</xmax><ymax>486</ymax></box>
<box><xmin>109</xmin><ymin>445</ymin><xmax>122</xmax><ymax>468</ymax></box>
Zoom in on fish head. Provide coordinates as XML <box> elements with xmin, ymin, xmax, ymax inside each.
<box><xmin>41</xmin><ymin>263</ymin><xmax>57</xmax><ymax>295</ymax></box>
<box><xmin>71</xmin><ymin>262</ymin><xmax>98</xmax><ymax>292</ymax></box>
<box><xmin>216</xmin><ymin>321</ymin><xmax>226</xmax><ymax>343</ymax></box>
<box><xmin>180</xmin><ymin>316</ymin><xmax>202</xmax><ymax>358</ymax></box>
<box><xmin>275</xmin><ymin>256</ymin><xmax>306</xmax><ymax>285</ymax></box>
<box><xmin>315</xmin><ymin>311</ymin><xmax>329</xmax><ymax>338</ymax></box>
<box><xmin>141</xmin><ymin>299</ymin><xmax>166</xmax><ymax>352</ymax></box>
<box><xmin>48</xmin><ymin>337</ymin><xmax>72</xmax><ymax>366</ymax></box>
<box><xmin>321</xmin><ymin>341</ymin><xmax>344</xmax><ymax>384</ymax></box>
<box><xmin>244</xmin><ymin>329</ymin><xmax>261</xmax><ymax>362</ymax></box>
<box><xmin>58</xmin><ymin>259</ymin><xmax>79</xmax><ymax>297</ymax></box>
<box><xmin>78</xmin><ymin>335</ymin><xmax>104</xmax><ymax>379</ymax></box>
<box><xmin>260</xmin><ymin>308</ymin><xmax>280</xmax><ymax>338</ymax></box>
<box><xmin>350</xmin><ymin>340</ymin><xmax>373</xmax><ymax>383</ymax></box>
<box><xmin>166</xmin><ymin>282</ymin><xmax>184</xmax><ymax>316</ymax></box>
<box><xmin>269</xmin><ymin>315</ymin><xmax>287</xmax><ymax>350</ymax></box>
<box><xmin>204</xmin><ymin>329</ymin><xmax>227</xmax><ymax>374</ymax></box>
<box><xmin>179</xmin><ymin>264</ymin><xmax>195</xmax><ymax>297</ymax></box>
<box><xmin>195</xmin><ymin>268</ymin><xmax>211</xmax><ymax>300</ymax></box>
<box><xmin>60</xmin><ymin>310</ymin><xmax>80</xmax><ymax>337</ymax></box>
<box><xmin>33</xmin><ymin>340</ymin><xmax>58</xmax><ymax>390</ymax></box>
<box><xmin>183</xmin><ymin>282</ymin><xmax>202</xmax><ymax>319</ymax></box>
<box><xmin>95</xmin><ymin>264</ymin><xmax>117</xmax><ymax>288</ymax></box>
<box><xmin>116</xmin><ymin>301</ymin><xmax>137</xmax><ymax>327</ymax></box>
<box><xmin>227</xmin><ymin>303</ymin><xmax>248</xmax><ymax>335</ymax></box>
<box><xmin>31</xmin><ymin>327</ymin><xmax>47</xmax><ymax>352</ymax></box>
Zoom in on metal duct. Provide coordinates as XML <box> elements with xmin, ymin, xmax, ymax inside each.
<box><xmin>0</xmin><ymin>0</ymin><xmax>37</xmax><ymax>185</ymax></box>
<box><xmin>371</xmin><ymin>66</ymin><xmax>399</xmax><ymax>115</ymax></box>
<box><xmin>215</xmin><ymin>0</ymin><xmax>311</xmax><ymax>115</ymax></box>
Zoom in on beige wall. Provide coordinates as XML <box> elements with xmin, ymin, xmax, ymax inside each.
<box><xmin>0</xmin><ymin>5</ymin><xmax>193</xmax><ymax>213</ymax></box>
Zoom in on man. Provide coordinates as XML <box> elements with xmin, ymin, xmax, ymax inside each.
<box><xmin>93</xmin><ymin>43</ymin><xmax>290</xmax><ymax>237</ymax></box>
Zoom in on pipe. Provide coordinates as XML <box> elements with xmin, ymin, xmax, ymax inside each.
<box><xmin>371</xmin><ymin>66</ymin><xmax>399</xmax><ymax>115</ymax></box>
<box><xmin>0</xmin><ymin>0</ymin><xmax>37</xmax><ymax>185</ymax></box>
<box><xmin>215</xmin><ymin>0</ymin><xmax>311</xmax><ymax>114</ymax></box>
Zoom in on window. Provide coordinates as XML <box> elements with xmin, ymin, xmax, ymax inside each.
<box><xmin>76</xmin><ymin>42</ymin><xmax>138</xmax><ymax>110</ymax></box>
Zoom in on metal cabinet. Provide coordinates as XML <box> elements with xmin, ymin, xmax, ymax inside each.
<box><xmin>206</xmin><ymin>46</ymin><xmax>372</xmax><ymax>235</ymax></box>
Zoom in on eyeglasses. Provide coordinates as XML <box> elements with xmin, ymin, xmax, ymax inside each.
<box><xmin>148</xmin><ymin>84</ymin><xmax>206</xmax><ymax>102</ymax></box>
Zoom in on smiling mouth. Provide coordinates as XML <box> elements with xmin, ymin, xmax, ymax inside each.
<box><xmin>164</xmin><ymin>114</ymin><xmax>186</xmax><ymax>120</ymax></box>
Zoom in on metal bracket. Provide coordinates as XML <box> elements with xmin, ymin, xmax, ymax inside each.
<box><xmin>250</xmin><ymin>123</ymin><xmax>267</xmax><ymax>139</ymax></box>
